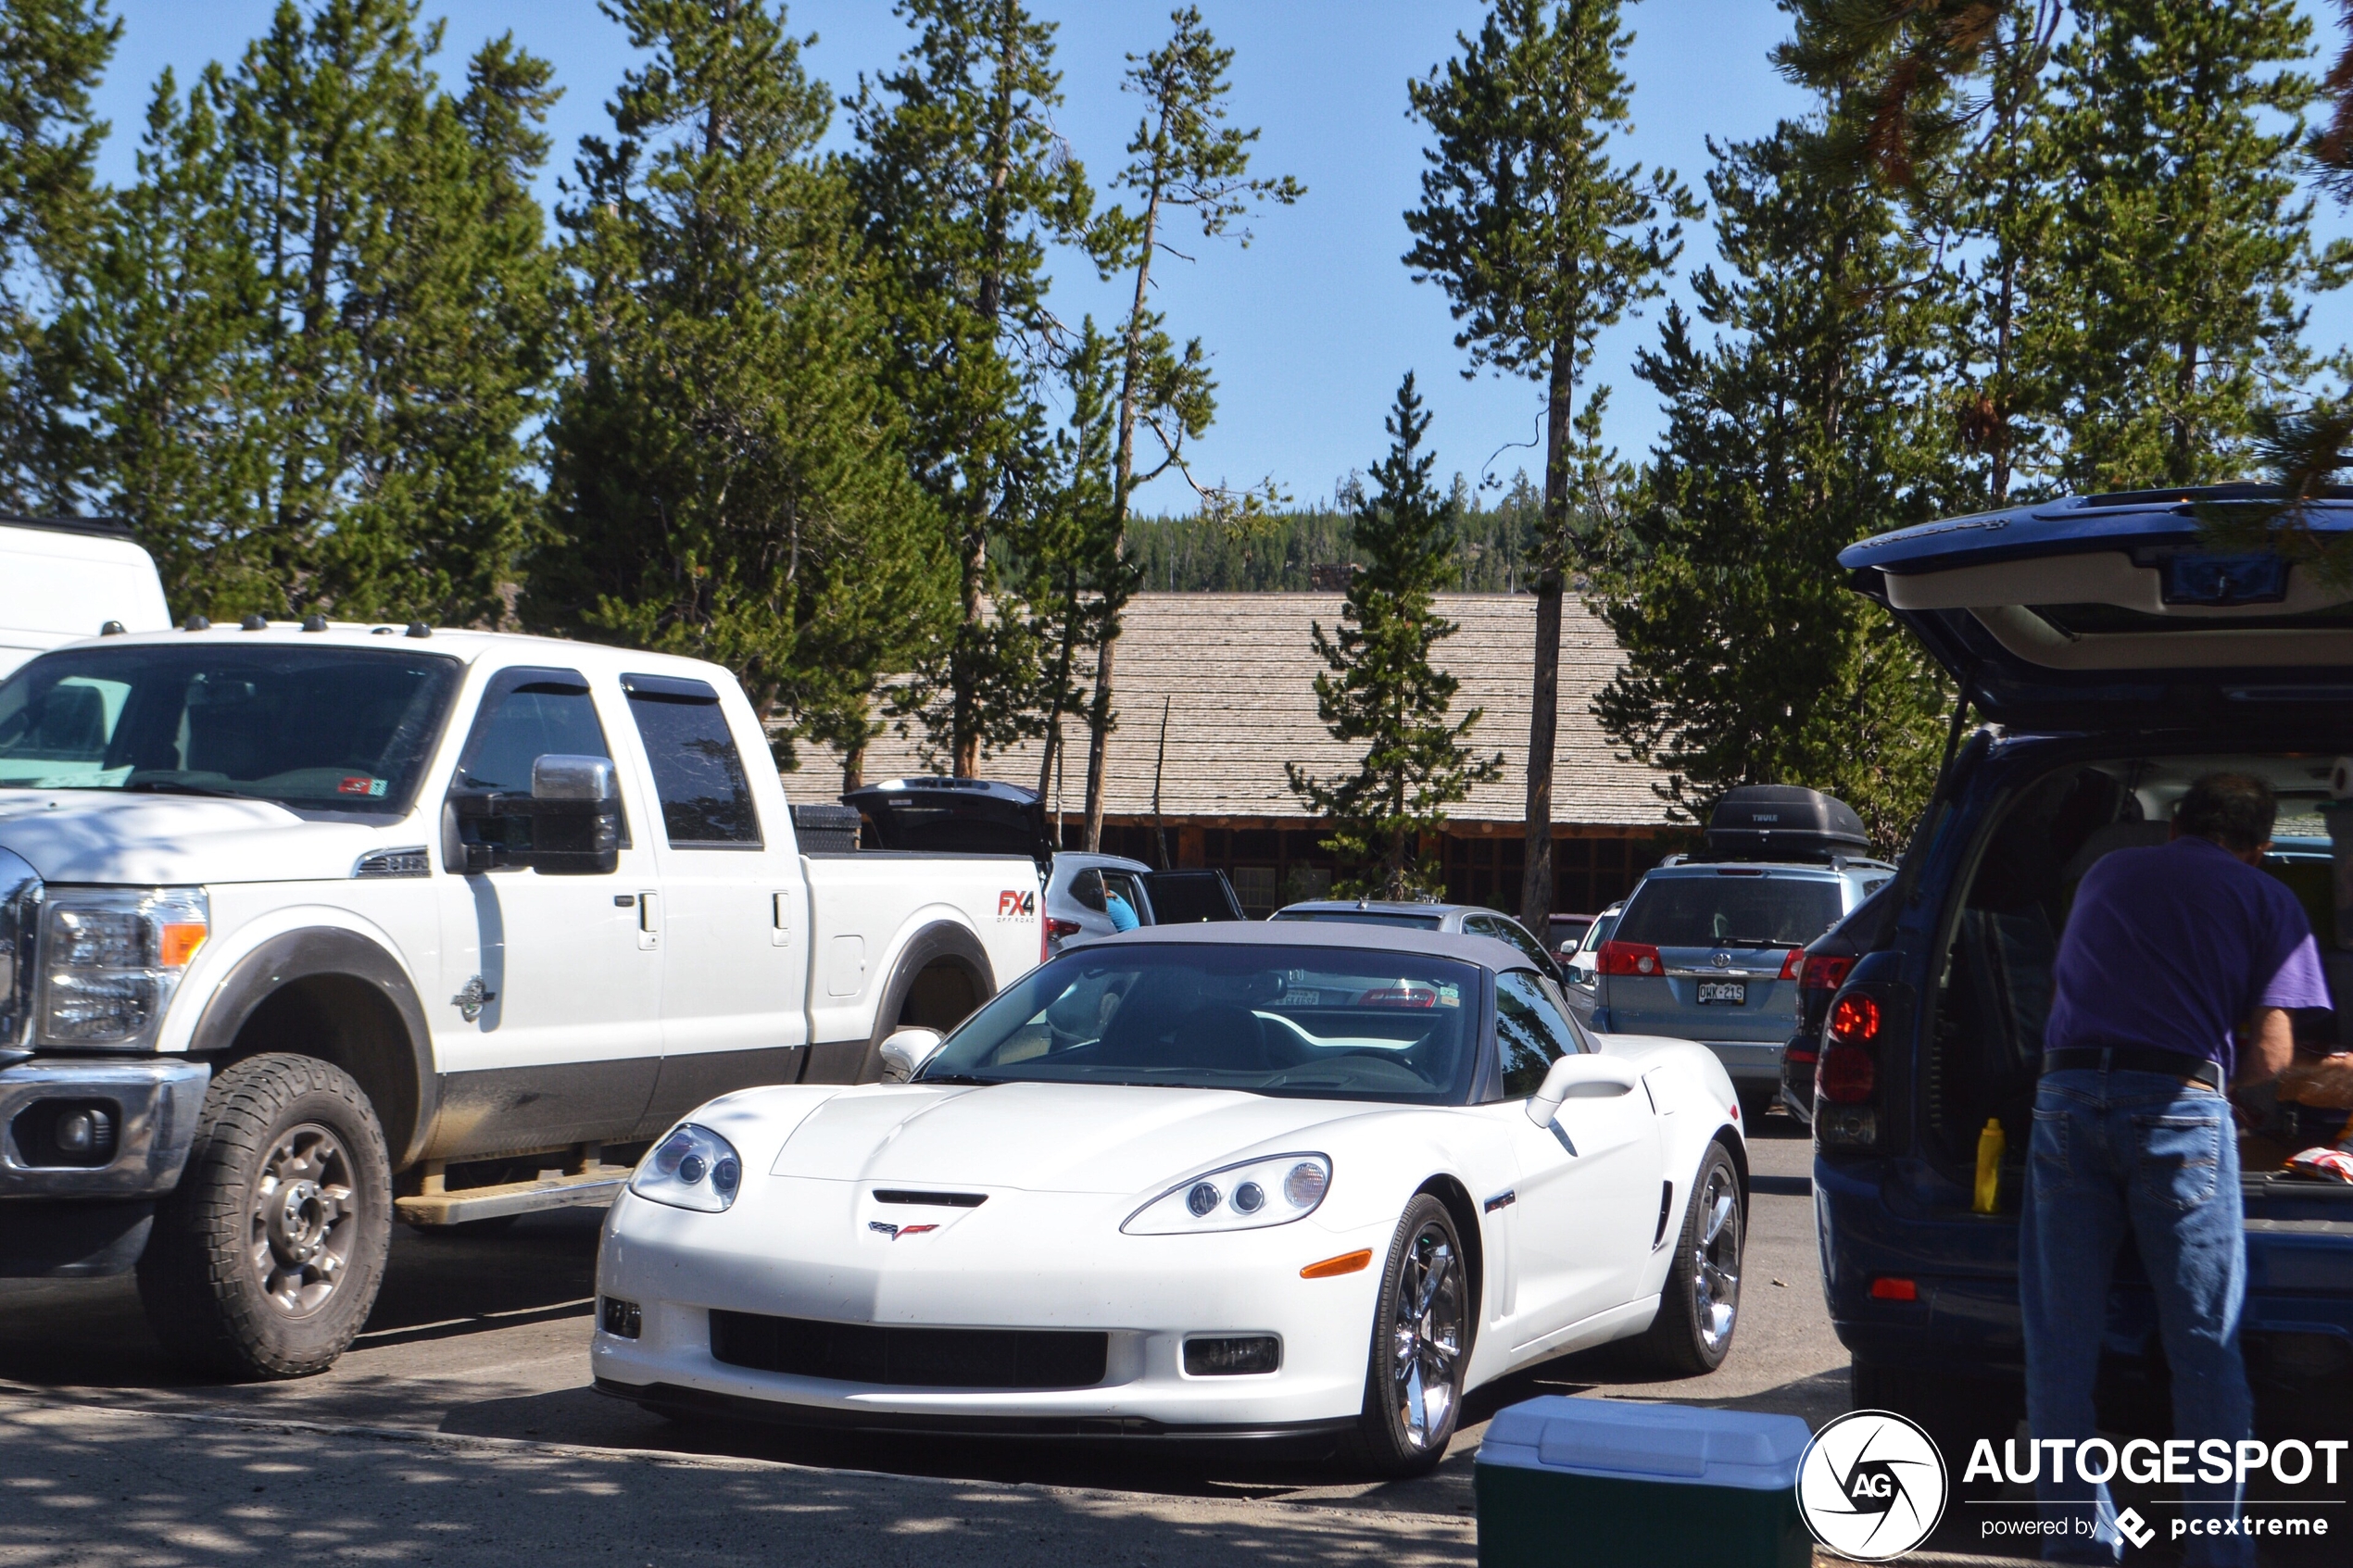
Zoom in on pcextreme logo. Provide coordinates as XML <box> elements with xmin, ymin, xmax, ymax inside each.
<box><xmin>1796</xmin><ymin>1410</ymin><xmax>1949</xmax><ymax>1562</ymax></box>
<box><xmin>997</xmin><ymin>889</ymin><xmax>1036</xmax><ymax>920</ymax></box>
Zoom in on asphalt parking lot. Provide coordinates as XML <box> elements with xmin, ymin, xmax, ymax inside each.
<box><xmin>0</xmin><ymin>1115</ymin><xmax>1910</xmax><ymax>1567</ymax></box>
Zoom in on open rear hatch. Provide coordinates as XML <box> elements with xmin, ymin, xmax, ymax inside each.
<box><xmin>1841</xmin><ymin>485</ymin><xmax>2353</xmax><ymax>721</ymax></box>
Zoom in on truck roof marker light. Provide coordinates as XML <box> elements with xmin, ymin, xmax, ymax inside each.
<box><xmin>241</xmin><ymin>614</ymin><xmax>268</xmax><ymax>631</ymax></box>
<box><xmin>182</xmin><ymin>615</ymin><xmax>208</xmax><ymax>632</ymax></box>
<box><xmin>406</xmin><ymin>622</ymin><xmax>432</xmax><ymax>638</ymax></box>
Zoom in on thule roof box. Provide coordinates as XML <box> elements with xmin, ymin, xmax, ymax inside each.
<box><xmin>1698</xmin><ymin>785</ymin><xmax>1869</xmax><ymax>864</ymax></box>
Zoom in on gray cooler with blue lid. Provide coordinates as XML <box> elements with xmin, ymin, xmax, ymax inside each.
<box><xmin>1474</xmin><ymin>1397</ymin><xmax>1813</xmax><ymax>1568</ymax></box>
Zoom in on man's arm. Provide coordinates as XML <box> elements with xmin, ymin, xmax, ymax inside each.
<box><xmin>2235</xmin><ymin>1007</ymin><xmax>2295</xmax><ymax>1085</ymax></box>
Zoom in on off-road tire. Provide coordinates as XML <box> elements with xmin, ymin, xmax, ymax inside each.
<box><xmin>1636</xmin><ymin>1142</ymin><xmax>1743</xmax><ymax>1375</ymax></box>
<box><xmin>137</xmin><ymin>1054</ymin><xmax>392</xmax><ymax>1379</ymax></box>
<box><xmin>1344</xmin><ymin>1193</ymin><xmax>1471</xmax><ymax>1478</ymax></box>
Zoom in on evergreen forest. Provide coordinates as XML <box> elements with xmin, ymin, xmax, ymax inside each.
<box><xmin>4</xmin><ymin>0</ymin><xmax>2352</xmax><ymax>884</ymax></box>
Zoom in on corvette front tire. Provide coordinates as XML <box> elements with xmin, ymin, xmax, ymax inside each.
<box><xmin>1346</xmin><ymin>1193</ymin><xmax>1469</xmax><ymax>1477</ymax></box>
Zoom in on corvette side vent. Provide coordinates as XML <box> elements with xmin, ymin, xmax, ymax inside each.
<box><xmin>1654</xmin><ymin>1181</ymin><xmax>1675</xmax><ymax>1248</ymax></box>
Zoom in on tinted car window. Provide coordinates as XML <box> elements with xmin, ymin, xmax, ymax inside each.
<box><xmin>1616</xmin><ymin>875</ymin><xmax>1843</xmax><ymax>948</ymax></box>
<box><xmin>1495</xmin><ymin>970</ymin><xmax>1574</xmax><ymax>1098</ymax></box>
<box><xmin>459</xmin><ymin>678</ymin><xmax>610</xmax><ymax>790</ymax></box>
<box><xmin>623</xmin><ymin>676</ymin><xmax>761</xmax><ymax>847</ymax></box>
<box><xmin>1142</xmin><ymin>871</ymin><xmax>1243</xmax><ymax>923</ymax></box>
<box><xmin>0</xmin><ymin>645</ymin><xmax>456</xmax><ymax>810</ymax></box>
<box><xmin>920</xmin><ymin>945</ymin><xmax>1482</xmax><ymax>1105</ymax></box>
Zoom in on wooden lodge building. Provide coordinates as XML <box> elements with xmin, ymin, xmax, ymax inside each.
<box><xmin>814</xmin><ymin>593</ymin><xmax>1680</xmax><ymax>919</ymax></box>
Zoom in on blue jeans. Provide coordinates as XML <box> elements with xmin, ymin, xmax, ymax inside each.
<box><xmin>2020</xmin><ymin>1069</ymin><xmax>2251</xmax><ymax>1566</ymax></box>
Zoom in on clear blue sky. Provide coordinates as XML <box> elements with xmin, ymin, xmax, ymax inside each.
<box><xmin>85</xmin><ymin>1</ymin><xmax>2353</xmax><ymax>516</ymax></box>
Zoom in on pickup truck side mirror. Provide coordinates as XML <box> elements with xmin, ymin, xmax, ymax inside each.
<box><xmin>876</xmin><ymin>1027</ymin><xmax>946</xmax><ymax>1083</ymax></box>
<box><xmin>527</xmin><ymin>754</ymin><xmax>622</xmax><ymax>875</ymax></box>
<box><xmin>1526</xmin><ymin>1051</ymin><xmax>1641</xmax><ymax>1126</ymax></box>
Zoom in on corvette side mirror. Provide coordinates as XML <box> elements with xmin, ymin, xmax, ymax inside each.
<box><xmin>877</xmin><ymin>1027</ymin><xmax>946</xmax><ymax>1083</ymax></box>
<box><xmin>1526</xmin><ymin>1052</ymin><xmax>1641</xmax><ymax>1125</ymax></box>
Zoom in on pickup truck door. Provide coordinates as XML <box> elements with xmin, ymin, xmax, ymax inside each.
<box><xmin>1474</xmin><ymin>970</ymin><xmax>1663</xmax><ymax>1349</ymax></box>
<box><xmin>619</xmin><ymin>672</ymin><xmax>811</xmax><ymax>1131</ymax></box>
<box><xmin>434</xmin><ymin>666</ymin><xmax>662</xmax><ymax>1152</ymax></box>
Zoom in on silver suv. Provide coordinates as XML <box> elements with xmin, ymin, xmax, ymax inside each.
<box><xmin>1590</xmin><ymin>787</ymin><xmax>1892</xmax><ymax>1119</ymax></box>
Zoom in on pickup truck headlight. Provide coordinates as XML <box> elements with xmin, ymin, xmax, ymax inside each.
<box><xmin>629</xmin><ymin>1123</ymin><xmax>742</xmax><ymax>1213</ymax></box>
<box><xmin>34</xmin><ymin>888</ymin><xmax>209</xmax><ymax>1049</ymax></box>
<box><xmin>1122</xmin><ymin>1153</ymin><xmax>1331</xmax><ymax>1236</ymax></box>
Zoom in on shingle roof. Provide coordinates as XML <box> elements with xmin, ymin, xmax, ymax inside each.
<box><xmin>807</xmin><ymin>592</ymin><xmax>1675</xmax><ymax>828</ymax></box>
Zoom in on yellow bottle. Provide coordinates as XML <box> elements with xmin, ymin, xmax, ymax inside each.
<box><xmin>1974</xmin><ymin>1118</ymin><xmax>2006</xmax><ymax>1214</ymax></box>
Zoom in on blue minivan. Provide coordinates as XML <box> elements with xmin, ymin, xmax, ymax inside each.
<box><xmin>1815</xmin><ymin>485</ymin><xmax>2353</xmax><ymax>1463</ymax></box>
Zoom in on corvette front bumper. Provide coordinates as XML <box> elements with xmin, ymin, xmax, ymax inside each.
<box><xmin>591</xmin><ymin>1177</ymin><xmax>1396</xmax><ymax>1431</ymax></box>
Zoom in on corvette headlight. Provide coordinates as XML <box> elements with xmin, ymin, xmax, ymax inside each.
<box><xmin>630</xmin><ymin>1123</ymin><xmax>742</xmax><ymax>1213</ymax></box>
<box><xmin>1122</xmin><ymin>1153</ymin><xmax>1330</xmax><ymax>1236</ymax></box>
<box><xmin>34</xmin><ymin>887</ymin><xmax>208</xmax><ymax>1048</ymax></box>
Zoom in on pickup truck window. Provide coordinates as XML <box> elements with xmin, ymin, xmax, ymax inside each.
<box><xmin>622</xmin><ymin>674</ymin><xmax>761</xmax><ymax>847</ymax></box>
<box><xmin>447</xmin><ymin>667</ymin><xmax>631</xmax><ymax>857</ymax></box>
<box><xmin>0</xmin><ymin>645</ymin><xmax>457</xmax><ymax>811</ymax></box>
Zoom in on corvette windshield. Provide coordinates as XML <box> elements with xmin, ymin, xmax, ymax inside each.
<box><xmin>916</xmin><ymin>945</ymin><xmax>1483</xmax><ymax>1105</ymax></box>
<box><xmin>0</xmin><ymin>645</ymin><xmax>459</xmax><ymax>812</ymax></box>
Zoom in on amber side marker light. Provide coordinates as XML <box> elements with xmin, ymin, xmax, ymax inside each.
<box><xmin>1301</xmin><ymin>1249</ymin><xmax>1373</xmax><ymax>1280</ymax></box>
<box><xmin>159</xmin><ymin>922</ymin><xmax>208</xmax><ymax>968</ymax></box>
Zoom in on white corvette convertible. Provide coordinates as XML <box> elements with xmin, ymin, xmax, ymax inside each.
<box><xmin>592</xmin><ymin>922</ymin><xmax>1748</xmax><ymax>1474</ymax></box>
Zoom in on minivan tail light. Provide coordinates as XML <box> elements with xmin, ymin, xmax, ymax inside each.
<box><xmin>1777</xmin><ymin>947</ymin><xmax>1805</xmax><ymax>982</ymax></box>
<box><xmin>1598</xmin><ymin>940</ymin><xmax>1662</xmax><ymax>977</ymax></box>
<box><xmin>1828</xmin><ymin>993</ymin><xmax>1881</xmax><ymax>1045</ymax></box>
<box><xmin>1800</xmin><ymin>952</ymin><xmax>1855</xmax><ymax>993</ymax></box>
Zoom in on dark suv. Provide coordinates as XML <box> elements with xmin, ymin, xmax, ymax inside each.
<box><xmin>1815</xmin><ymin>486</ymin><xmax>2353</xmax><ymax>1460</ymax></box>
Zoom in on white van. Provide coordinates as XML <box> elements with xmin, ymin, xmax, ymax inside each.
<box><xmin>0</xmin><ymin>517</ymin><xmax>171</xmax><ymax>677</ymax></box>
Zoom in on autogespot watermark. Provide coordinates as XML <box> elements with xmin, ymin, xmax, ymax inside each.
<box><xmin>1796</xmin><ymin>1410</ymin><xmax>1950</xmax><ymax>1562</ymax></box>
<box><xmin>1956</xmin><ymin>1437</ymin><xmax>2345</xmax><ymax>1549</ymax></box>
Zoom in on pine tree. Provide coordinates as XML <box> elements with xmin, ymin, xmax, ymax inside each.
<box><xmin>0</xmin><ymin>0</ymin><xmax>118</xmax><ymax>512</ymax></box>
<box><xmin>849</xmin><ymin>0</ymin><xmax>1094</xmax><ymax>775</ymax></box>
<box><xmin>77</xmin><ymin>0</ymin><xmax>556</xmax><ymax>624</ymax></box>
<box><xmin>1077</xmin><ymin>5</ymin><xmax>1300</xmax><ymax>849</ymax></box>
<box><xmin>1589</xmin><ymin>121</ymin><xmax>1955</xmax><ymax>849</ymax></box>
<box><xmin>2036</xmin><ymin>0</ymin><xmax>2344</xmax><ymax>490</ymax></box>
<box><xmin>1287</xmin><ymin>374</ymin><xmax>1502</xmax><ymax>898</ymax></box>
<box><xmin>1403</xmin><ymin>0</ymin><xmax>1698</xmax><ymax>933</ymax></box>
<box><xmin>1779</xmin><ymin>1</ymin><xmax>2066</xmax><ymax>505</ymax></box>
<box><xmin>533</xmin><ymin>0</ymin><xmax>950</xmax><ymax>771</ymax></box>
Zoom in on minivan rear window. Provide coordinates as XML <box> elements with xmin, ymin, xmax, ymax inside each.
<box><xmin>1615</xmin><ymin>875</ymin><xmax>1843</xmax><ymax>949</ymax></box>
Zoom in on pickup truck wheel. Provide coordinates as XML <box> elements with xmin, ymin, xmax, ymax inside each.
<box><xmin>1635</xmin><ymin>1143</ymin><xmax>1743</xmax><ymax>1376</ymax></box>
<box><xmin>136</xmin><ymin>1054</ymin><xmax>392</xmax><ymax>1379</ymax></box>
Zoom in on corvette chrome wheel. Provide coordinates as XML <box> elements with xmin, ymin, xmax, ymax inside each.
<box><xmin>1353</xmin><ymin>1194</ymin><xmax>1470</xmax><ymax>1476</ymax></box>
<box><xmin>1390</xmin><ymin>1221</ymin><xmax>1466</xmax><ymax>1448</ymax></box>
<box><xmin>1637</xmin><ymin>1142</ymin><xmax>1744</xmax><ymax>1375</ymax></box>
<box><xmin>1690</xmin><ymin>1160</ymin><xmax>1741</xmax><ymax>1356</ymax></box>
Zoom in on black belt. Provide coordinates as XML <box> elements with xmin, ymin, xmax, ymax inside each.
<box><xmin>2041</xmin><ymin>1047</ymin><xmax>2224</xmax><ymax>1092</ymax></box>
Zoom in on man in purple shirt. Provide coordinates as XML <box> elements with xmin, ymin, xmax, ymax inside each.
<box><xmin>2022</xmin><ymin>773</ymin><xmax>2330</xmax><ymax>1566</ymax></box>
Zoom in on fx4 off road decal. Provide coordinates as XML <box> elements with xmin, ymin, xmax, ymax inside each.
<box><xmin>997</xmin><ymin>889</ymin><xmax>1036</xmax><ymax>920</ymax></box>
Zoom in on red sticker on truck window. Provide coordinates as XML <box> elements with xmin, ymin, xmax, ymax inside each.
<box><xmin>338</xmin><ymin>776</ymin><xmax>388</xmax><ymax>797</ymax></box>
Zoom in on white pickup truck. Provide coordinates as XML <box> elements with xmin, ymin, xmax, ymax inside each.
<box><xmin>0</xmin><ymin>621</ymin><xmax>1041</xmax><ymax>1377</ymax></box>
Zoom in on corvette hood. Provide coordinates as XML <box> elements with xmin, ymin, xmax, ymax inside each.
<box><xmin>0</xmin><ymin>791</ymin><xmax>378</xmax><ymax>883</ymax></box>
<box><xmin>768</xmin><ymin>1081</ymin><xmax>1369</xmax><ymax>1196</ymax></box>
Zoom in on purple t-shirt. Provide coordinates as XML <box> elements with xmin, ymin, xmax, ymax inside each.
<box><xmin>2046</xmin><ymin>835</ymin><xmax>2331</xmax><ymax>1076</ymax></box>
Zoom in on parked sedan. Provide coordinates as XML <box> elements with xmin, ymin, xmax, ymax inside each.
<box><xmin>592</xmin><ymin>923</ymin><xmax>1748</xmax><ymax>1475</ymax></box>
<box><xmin>1270</xmin><ymin>898</ymin><xmax>1568</xmax><ymax>984</ymax></box>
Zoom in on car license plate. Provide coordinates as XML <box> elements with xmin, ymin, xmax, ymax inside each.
<box><xmin>1696</xmin><ymin>981</ymin><xmax>1746</xmax><ymax>1006</ymax></box>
